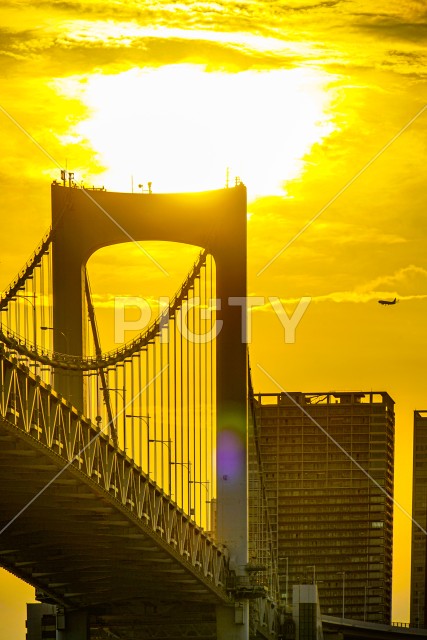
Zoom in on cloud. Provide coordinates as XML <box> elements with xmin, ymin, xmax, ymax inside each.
<box><xmin>267</xmin><ymin>265</ymin><xmax>427</xmax><ymax>305</ymax></box>
<box><xmin>1</xmin><ymin>1</ymin><xmax>427</xmax><ymax>79</ymax></box>
<box><xmin>0</xmin><ymin>21</ymin><xmax>309</xmax><ymax>77</ymax></box>
<box><xmin>287</xmin><ymin>221</ymin><xmax>408</xmax><ymax>247</ymax></box>
<box><xmin>285</xmin><ymin>1</ymin><xmax>346</xmax><ymax>11</ymax></box>
<box><xmin>381</xmin><ymin>49</ymin><xmax>427</xmax><ymax>77</ymax></box>
<box><xmin>314</xmin><ymin>291</ymin><xmax>427</xmax><ymax>303</ymax></box>
<box><xmin>354</xmin><ymin>16</ymin><xmax>427</xmax><ymax>44</ymax></box>
<box><xmin>358</xmin><ymin>265</ymin><xmax>427</xmax><ymax>294</ymax></box>
<box><xmin>0</xmin><ymin>27</ymin><xmax>45</xmax><ymax>62</ymax></box>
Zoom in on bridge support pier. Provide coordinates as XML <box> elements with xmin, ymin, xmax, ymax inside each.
<box><xmin>216</xmin><ymin>602</ymin><xmax>249</xmax><ymax>639</ymax></box>
<box><xmin>56</xmin><ymin>610</ymin><xmax>89</xmax><ymax>640</ymax></box>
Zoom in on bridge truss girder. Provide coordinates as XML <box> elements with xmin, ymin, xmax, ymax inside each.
<box><xmin>0</xmin><ymin>350</ymin><xmax>230</xmax><ymax>611</ymax></box>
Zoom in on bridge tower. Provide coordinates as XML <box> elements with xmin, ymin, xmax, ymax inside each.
<box><xmin>51</xmin><ymin>184</ymin><xmax>249</xmax><ymax>638</ymax></box>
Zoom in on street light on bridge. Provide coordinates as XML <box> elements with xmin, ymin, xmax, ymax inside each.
<box><xmin>337</xmin><ymin>571</ymin><xmax>345</xmax><ymax>619</ymax></box>
<box><xmin>14</xmin><ymin>293</ymin><xmax>37</xmax><ymax>352</ymax></box>
<box><xmin>171</xmin><ymin>461</ymin><xmax>192</xmax><ymax>515</ymax></box>
<box><xmin>149</xmin><ymin>437</ymin><xmax>172</xmax><ymax>496</ymax></box>
<box><xmin>189</xmin><ymin>479</ymin><xmax>210</xmax><ymax>530</ymax></box>
<box><xmin>126</xmin><ymin>414</ymin><xmax>150</xmax><ymax>473</ymax></box>
<box><xmin>102</xmin><ymin>386</ymin><xmax>126</xmax><ymax>450</ymax></box>
<box><xmin>307</xmin><ymin>564</ymin><xmax>316</xmax><ymax>585</ymax></box>
<box><xmin>42</xmin><ymin>326</ymin><xmax>71</xmax><ymax>395</ymax></box>
<box><xmin>279</xmin><ymin>557</ymin><xmax>289</xmax><ymax>611</ymax></box>
<box><xmin>40</xmin><ymin>325</ymin><xmax>69</xmax><ymax>353</ymax></box>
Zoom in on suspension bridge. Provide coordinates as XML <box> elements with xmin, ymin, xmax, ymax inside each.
<box><xmin>0</xmin><ymin>182</ymin><xmax>280</xmax><ymax>639</ymax></box>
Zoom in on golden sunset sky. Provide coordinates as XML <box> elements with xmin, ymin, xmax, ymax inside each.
<box><xmin>1</xmin><ymin>0</ymin><xmax>426</xmax><ymax>636</ymax></box>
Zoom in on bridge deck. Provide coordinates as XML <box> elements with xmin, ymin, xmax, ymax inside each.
<box><xmin>0</xmin><ymin>353</ymin><xmax>230</xmax><ymax>613</ymax></box>
<box><xmin>322</xmin><ymin>616</ymin><xmax>427</xmax><ymax>639</ymax></box>
<box><xmin>0</xmin><ymin>416</ymin><xmax>229</xmax><ymax>611</ymax></box>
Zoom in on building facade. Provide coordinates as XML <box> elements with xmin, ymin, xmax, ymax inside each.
<box><xmin>26</xmin><ymin>604</ymin><xmax>56</xmax><ymax>640</ymax></box>
<box><xmin>253</xmin><ymin>391</ymin><xmax>395</xmax><ymax>624</ymax></box>
<box><xmin>410</xmin><ymin>410</ymin><xmax>427</xmax><ymax>627</ymax></box>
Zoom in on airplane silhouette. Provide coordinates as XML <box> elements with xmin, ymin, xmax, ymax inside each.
<box><xmin>378</xmin><ymin>297</ymin><xmax>397</xmax><ymax>306</ymax></box>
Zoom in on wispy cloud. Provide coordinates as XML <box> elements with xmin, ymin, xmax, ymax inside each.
<box><xmin>253</xmin><ymin>265</ymin><xmax>427</xmax><ymax>307</ymax></box>
<box><xmin>256</xmin><ymin>291</ymin><xmax>427</xmax><ymax>307</ymax></box>
<box><xmin>358</xmin><ymin>264</ymin><xmax>427</xmax><ymax>293</ymax></box>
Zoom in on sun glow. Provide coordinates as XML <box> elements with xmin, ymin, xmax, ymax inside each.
<box><xmin>55</xmin><ymin>64</ymin><xmax>337</xmax><ymax>197</ymax></box>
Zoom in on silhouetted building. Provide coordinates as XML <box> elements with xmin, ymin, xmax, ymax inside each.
<box><xmin>253</xmin><ymin>391</ymin><xmax>395</xmax><ymax>624</ymax></box>
<box><xmin>26</xmin><ymin>604</ymin><xmax>56</xmax><ymax>640</ymax></box>
<box><xmin>410</xmin><ymin>410</ymin><xmax>427</xmax><ymax>628</ymax></box>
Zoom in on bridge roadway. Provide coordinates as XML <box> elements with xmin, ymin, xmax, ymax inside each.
<box><xmin>322</xmin><ymin>616</ymin><xmax>427</xmax><ymax>639</ymax></box>
<box><xmin>0</xmin><ymin>350</ymin><xmax>233</xmax><ymax>638</ymax></box>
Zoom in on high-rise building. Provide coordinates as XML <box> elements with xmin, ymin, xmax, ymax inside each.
<box><xmin>410</xmin><ymin>410</ymin><xmax>427</xmax><ymax>628</ymax></box>
<box><xmin>252</xmin><ymin>391</ymin><xmax>395</xmax><ymax>623</ymax></box>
